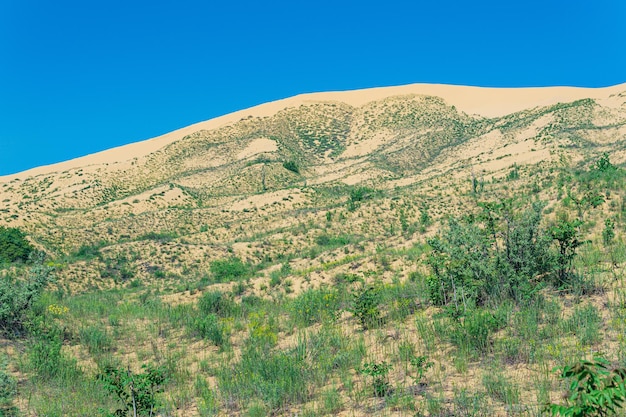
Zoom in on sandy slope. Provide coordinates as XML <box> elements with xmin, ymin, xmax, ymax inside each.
<box><xmin>2</xmin><ymin>82</ymin><xmax>625</xmax><ymax>182</ymax></box>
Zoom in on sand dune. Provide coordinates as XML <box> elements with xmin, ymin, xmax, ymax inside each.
<box><xmin>2</xmin><ymin>82</ymin><xmax>624</xmax><ymax>181</ymax></box>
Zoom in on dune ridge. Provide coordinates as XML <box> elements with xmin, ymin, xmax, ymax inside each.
<box><xmin>2</xmin><ymin>82</ymin><xmax>624</xmax><ymax>181</ymax></box>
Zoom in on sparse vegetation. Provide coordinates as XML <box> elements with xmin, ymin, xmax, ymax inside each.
<box><xmin>2</xmin><ymin>91</ymin><xmax>626</xmax><ymax>416</ymax></box>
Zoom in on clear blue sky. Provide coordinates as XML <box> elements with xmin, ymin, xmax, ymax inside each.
<box><xmin>1</xmin><ymin>0</ymin><xmax>624</xmax><ymax>176</ymax></box>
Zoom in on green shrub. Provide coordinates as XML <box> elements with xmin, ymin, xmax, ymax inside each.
<box><xmin>347</xmin><ymin>186</ymin><xmax>375</xmax><ymax>211</ymax></box>
<box><xmin>427</xmin><ymin>201</ymin><xmax>553</xmax><ymax>309</ymax></box>
<box><xmin>349</xmin><ymin>285</ymin><xmax>382</xmax><ymax>330</ymax></box>
<box><xmin>0</xmin><ymin>260</ymin><xmax>52</xmax><ymax>335</ymax></box>
<box><xmin>210</xmin><ymin>257</ymin><xmax>250</xmax><ymax>282</ymax></box>
<box><xmin>72</xmin><ymin>242</ymin><xmax>103</xmax><ymax>260</ymax></box>
<box><xmin>550</xmin><ymin>217</ymin><xmax>585</xmax><ymax>289</ymax></box>
<box><xmin>603</xmin><ymin>218</ymin><xmax>616</xmax><ymax>247</ymax></box>
<box><xmin>545</xmin><ymin>355</ymin><xmax>626</xmax><ymax>417</ymax></box>
<box><xmin>282</xmin><ymin>160</ymin><xmax>300</xmax><ymax>174</ymax></box>
<box><xmin>0</xmin><ymin>226</ymin><xmax>34</xmax><ymax>264</ymax></box>
<box><xmin>98</xmin><ymin>363</ymin><xmax>167</xmax><ymax>417</ymax></box>
<box><xmin>360</xmin><ymin>361</ymin><xmax>393</xmax><ymax>397</ymax></box>
<box><xmin>314</xmin><ymin>234</ymin><xmax>351</xmax><ymax>247</ymax></box>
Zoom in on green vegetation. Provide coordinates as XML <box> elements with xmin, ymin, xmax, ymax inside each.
<box><xmin>0</xmin><ymin>355</ymin><xmax>17</xmax><ymax>416</ymax></box>
<box><xmin>360</xmin><ymin>361</ymin><xmax>393</xmax><ymax>397</ymax></box>
<box><xmin>0</xmin><ymin>259</ymin><xmax>52</xmax><ymax>334</ymax></box>
<box><xmin>546</xmin><ymin>356</ymin><xmax>626</xmax><ymax>417</ymax></box>
<box><xmin>98</xmin><ymin>364</ymin><xmax>167</xmax><ymax>417</ymax></box>
<box><xmin>2</xmin><ymin>95</ymin><xmax>626</xmax><ymax>416</ymax></box>
<box><xmin>282</xmin><ymin>160</ymin><xmax>300</xmax><ymax>174</ymax></box>
<box><xmin>0</xmin><ymin>226</ymin><xmax>33</xmax><ymax>264</ymax></box>
<box><xmin>209</xmin><ymin>256</ymin><xmax>250</xmax><ymax>282</ymax></box>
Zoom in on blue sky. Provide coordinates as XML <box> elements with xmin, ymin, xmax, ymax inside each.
<box><xmin>1</xmin><ymin>0</ymin><xmax>625</xmax><ymax>176</ymax></box>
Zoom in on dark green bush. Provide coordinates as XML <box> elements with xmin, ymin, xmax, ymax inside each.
<box><xmin>209</xmin><ymin>257</ymin><xmax>250</xmax><ymax>282</ymax></box>
<box><xmin>72</xmin><ymin>242</ymin><xmax>104</xmax><ymax>260</ymax></box>
<box><xmin>426</xmin><ymin>201</ymin><xmax>554</xmax><ymax>310</ymax></box>
<box><xmin>315</xmin><ymin>234</ymin><xmax>351</xmax><ymax>247</ymax></box>
<box><xmin>282</xmin><ymin>160</ymin><xmax>300</xmax><ymax>174</ymax></box>
<box><xmin>0</xmin><ymin>226</ymin><xmax>33</xmax><ymax>264</ymax></box>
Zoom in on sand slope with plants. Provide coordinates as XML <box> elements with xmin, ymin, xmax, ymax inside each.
<box><xmin>2</xmin><ymin>82</ymin><xmax>626</xmax><ymax>416</ymax></box>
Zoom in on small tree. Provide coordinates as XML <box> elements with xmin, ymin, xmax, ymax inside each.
<box><xmin>349</xmin><ymin>285</ymin><xmax>381</xmax><ymax>330</ymax></box>
<box><xmin>98</xmin><ymin>364</ymin><xmax>167</xmax><ymax>417</ymax></box>
<box><xmin>549</xmin><ymin>217</ymin><xmax>584</xmax><ymax>288</ymax></box>
<box><xmin>360</xmin><ymin>361</ymin><xmax>393</xmax><ymax>397</ymax></box>
<box><xmin>594</xmin><ymin>152</ymin><xmax>616</xmax><ymax>173</ymax></box>
<box><xmin>545</xmin><ymin>356</ymin><xmax>626</xmax><ymax>417</ymax></box>
<box><xmin>602</xmin><ymin>218</ymin><xmax>616</xmax><ymax>247</ymax></box>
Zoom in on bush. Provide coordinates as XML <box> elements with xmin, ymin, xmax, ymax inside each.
<box><xmin>549</xmin><ymin>217</ymin><xmax>585</xmax><ymax>289</ymax></box>
<box><xmin>210</xmin><ymin>257</ymin><xmax>250</xmax><ymax>282</ymax></box>
<box><xmin>426</xmin><ymin>201</ymin><xmax>554</xmax><ymax>309</ymax></box>
<box><xmin>98</xmin><ymin>364</ymin><xmax>167</xmax><ymax>417</ymax></box>
<box><xmin>0</xmin><ymin>226</ymin><xmax>34</xmax><ymax>264</ymax></box>
<box><xmin>72</xmin><ymin>243</ymin><xmax>103</xmax><ymax>260</ymax></box>
<box><xmin>347</xmin><ymin>186</ymin><xmax>374</xmax><ymax>211</ymax></box>
<box><xmin>360</xmin><ymin>361</ymin><xmax>393</xmax><ymax>397</ymax></box>
<box><xmin>0</xmin><ymin>259</ymin><xmax>53</xmax><ymax>335</ymax></box>
<box><xmin>282</xmin><ymin>160</ymin><xmax>300</xmax><ymax>174</ymax></box>
<box><xmin>545</xmin><ymin>356</ymin><xmax>626</xmax><ymax>416</ymax></box>
<box><xmin>349</xmin><ymin>285</ymin><xmax>382</xmax><ymax>330</ymax></box>
<box><xmin>315</xmin><ymin>234</ymin><xmax>351</xmax><ymax>247</ymax></box>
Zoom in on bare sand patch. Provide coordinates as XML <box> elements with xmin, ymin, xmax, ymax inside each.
<box><xmin>236</xmin><ymin>138</ymin><xmax>278</xmax><ymax>160</ymax></box>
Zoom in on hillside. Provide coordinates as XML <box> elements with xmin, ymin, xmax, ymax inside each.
<box><xmin>2</xmin><ymin>83</ymin><xmax>626</xmax><ymax>416</ymax></box>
